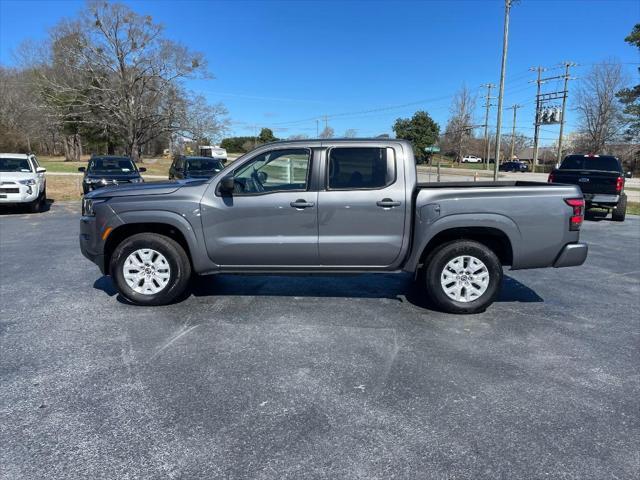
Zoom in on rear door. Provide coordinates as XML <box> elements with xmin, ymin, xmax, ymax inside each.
<box><xmin>318</xmin><ymin>145</ymin><xmax>406</xmax><ymax>267</ymax></box>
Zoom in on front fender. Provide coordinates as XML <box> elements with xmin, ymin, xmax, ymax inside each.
<box><xmin>114</xmin><ymin>210</ymin><xmax>215</xmax><ymax>273</ymax></box>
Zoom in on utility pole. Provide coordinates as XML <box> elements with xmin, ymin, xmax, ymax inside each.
<box><xmin>482</xmin><ymin>83</ymin><xmax>496</xmax><ymax>171</ymax></box>
<box><xmin>556</xmin><ymin>62</ymin><xmax>576</xmax><ymax>166</ymax></box>
<box><xmin>493</xmin><ymin>0</ymin><xmax>513</xmax><ymax>181</ymax></box>
<box><xmin>507</xmin><ymin>104</ymin><xmax>521</xmax><ymax>161</ymax></box>
<box><xmin>531</xmin><ymin>66</ymin><xmax>544</xmax><ymax>173</ymax></box>
<box><xmin>316</xmin><ymin>119</ymin><xmax>319</xmax><ymax>138</ymax></box>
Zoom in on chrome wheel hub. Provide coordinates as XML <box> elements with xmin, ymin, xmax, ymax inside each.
<box><xmin>123</xmin><ymin>249</ymin><xmax>171</xmax><ymax>295</ymax></box>
<box><xmin>440</xmin><ymin>255</ymin><xmax>490</xmax><ymax>303</ymax></box>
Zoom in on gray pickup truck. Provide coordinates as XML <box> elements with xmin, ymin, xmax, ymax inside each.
<box><xmin>80</xmin><ymin>139</ymin><xmax>588</xmax><ymax>314</ymax></box>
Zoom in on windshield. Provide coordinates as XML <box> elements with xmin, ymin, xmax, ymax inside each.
<box><xmin>186</xmin><ymin>159</ymin><xmax>223</xmax><ymax>172</ymax></box>
<box><xmin>0</xmin><ymin>158</ymin><xmax>32</xmax><ymax>173</ymax></box>
<box><xmin>560</xmin><ymin>156</ymin><xmax>621</xmax><ymax>172</ymax></box>
<box><xmin>88</xmin><ymin>158</ymin><xmax>136</xmax><ymax>173</ymax></box>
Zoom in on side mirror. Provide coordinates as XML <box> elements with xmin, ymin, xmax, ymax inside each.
<box><xmin>138</xmin><ymin>167</ymin><xmax>147</xmax><ymax>173</ymax></box>
<box><xmin>625</xmin><ymin>171</ymin><xmax>632</xmax><ymax>179</ymax></box>
<box><xmin>219</xmin><ymin>175</ymin><xmax>235</xmax><ymax>194</ymax></box>
<box><xmin>36</xmin><ymin>167</ymin><xmax>46</xmax><ymax>173</ymax></box>
<box><xmin>78</xmin><ymin>167</ymin><xmax>86</xmax><ymax>172</ymax></box>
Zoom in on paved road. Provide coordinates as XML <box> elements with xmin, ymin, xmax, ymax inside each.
<box><xmin>1</xmin><ymin>203</ymin><xmax>639</xmax><ymax>479</ymax></box>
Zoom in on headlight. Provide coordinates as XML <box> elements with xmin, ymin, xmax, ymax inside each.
<box><xmin>82</xmin><ymin>198</ymin><xmax>105</xmax><ymax>216</ymax></box>
<box><xmin>130</xmin><ymin>177</ymin><xmax>144</xmax><ymax>183</ymax></box>
<box><xmin>18</xmin><ymin>179</ymin><xmax>36</xmax><ymax>186</ymax></box>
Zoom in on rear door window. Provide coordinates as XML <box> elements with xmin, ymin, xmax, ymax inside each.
<box><xmin>327</xmin><ymin>147</ymin><xmax>395</xmax><ymax>190</ymax></box>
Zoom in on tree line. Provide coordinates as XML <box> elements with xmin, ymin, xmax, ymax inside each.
<box><xmin>0</xmin><ymin>1</ymin><xmax>229</xmax><ymax>161</ymax></box>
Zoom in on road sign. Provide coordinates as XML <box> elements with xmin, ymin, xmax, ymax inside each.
<box><xmin>424</xmin><ymin>146</ymin><xmax>440</xmax><ymax>153</ymax></box>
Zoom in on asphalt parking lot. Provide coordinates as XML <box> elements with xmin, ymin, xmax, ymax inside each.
<box><xmin>1</xmin><ymin>202</ymin><xmax>639</xmax><ymax>479</ymax></box>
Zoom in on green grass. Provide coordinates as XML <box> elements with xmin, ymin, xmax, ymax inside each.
<box><xmin>627</xmin><ymin>202</ymin><xmax>640</xmax><ymax>215</ymax></box>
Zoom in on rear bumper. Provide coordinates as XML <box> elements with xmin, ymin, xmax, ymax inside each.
<box><xmin>553</xmin><ymin>242</ymin><xmax>588</xmax><ymax>268</ymax></box>
<box><xmin>584</xmin><ymin>193</ymin><xmax>619</xmax><ymax>206</ymax></box>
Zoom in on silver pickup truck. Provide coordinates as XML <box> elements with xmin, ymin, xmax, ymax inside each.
<box><xmin>80</xmin><ymin>139</ymin><xmax>588</xmax><ymax>314</ymax></box>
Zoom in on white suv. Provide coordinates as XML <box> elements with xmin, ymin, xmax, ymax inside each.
<box><xmin>0</xmin><ymin>153</ymin><xmax>47</xmax><ymax>212</ymax></box>
<box><xmin>461</xmin><ymin>155</ymin><xmax>483</xmax><ymax>163</ymax></box>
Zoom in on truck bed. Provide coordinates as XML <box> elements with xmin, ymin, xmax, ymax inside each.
<box><xmin>417</xmin><ymin>180</ymin><xmax>558</xmax><ymax>189</ymax></box>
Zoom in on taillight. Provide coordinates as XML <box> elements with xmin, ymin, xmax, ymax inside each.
<box><xmin>615</xmin><ymin>176</ymin><xmax>624</xmax><ymax>193</ymax></box>
<box><xmin>565</xmin><ymin>198</ymin><xmax>585</xmax><ymax>231</ymax></box>
<box><xmin>548</xmin><ymin>172</ymin><xmax>555</xmax><ymax>183</ymax></box>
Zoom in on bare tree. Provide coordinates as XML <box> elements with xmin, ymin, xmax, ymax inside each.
<box><xmin>574</xmin><ymin>62</ymin><xmax>627</xmax><ymax>153</ymax></box>
<box><xmin>319</xmin><ymin>126</ymin><xmax>334</xmax><ymax>139</ymax></box>
<box><xmin>30</xmin><ymin>1</ymin><xmax>208</xmax><ymax>161</ymax></box>
<box><xmin>183</xmin><ymin>94</ymin><xmax>229</xmax><ymax>146</ymax></box>
<box><xmin>441</xmin><ymin>86</ymin><xmax>476</xmax><ymax>162</ymax></box>
<box><xmin>343</xmin><ymin>128</ymin><xmax>357</xmax><ymax>138</ymax></box>
<box><xmin>288</xmin><ymin>134</ymin><xmax>309</xmax><ymax>140</ymax></box>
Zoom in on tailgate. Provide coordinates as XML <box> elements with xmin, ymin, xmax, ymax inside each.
<box><xmin>553</xmin><ymin>170</ymin><xmax>620</xmax><ymax>194</ymax></box>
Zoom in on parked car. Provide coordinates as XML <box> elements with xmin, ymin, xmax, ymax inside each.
<box><xmin>169</xmin><ymin>156</ymin><xmax>225</xmax><ymax>180</ymax></box>
<box><xmin>461</xmin><ymin>155</ymin><xmax>483</xmax><ymax>163</ymax></box>
<box><xmin>80</xmin><ymin>139</ymin><xmax>588</xmax><ymax>314</ymax></box>
<box><xmin>499</xmin><ymin>161</ymin><xmax>529</xmax><ymax>172</ymax></box>
<box><xmin>548</xmin><ymin>154</ymin><xmax>631</xmax><ymax>221</ymax></box>
<box><xmin>199</xmin><ymin>145</ymin><xmax>228</xmax><ymax>162</ymax></box>
<box><xmin>0</xmin><ymin>153</ymin><xmax>47</xmax><ymax>212</ymax></box>
<box><xmin>79</xmin><ymin>156</ymin><xmax>145</xmax><ymax>194</ymax></box>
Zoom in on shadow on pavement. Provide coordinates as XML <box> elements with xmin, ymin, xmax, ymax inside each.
<box><xmin>93</xmin><ymin>272</ymin><xmax>543</xmax><ymax>310</ymax></box>
<box><xmin>584</xmin><ymin>209</ymin><xmax>610</xmax><ymax>222</ymax></box>
<box><xmin>0</xmin><ymin>199</ymin><xmax>54</xmax><ymax>215</ymax></box>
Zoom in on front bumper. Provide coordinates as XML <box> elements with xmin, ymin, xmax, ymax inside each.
<box><xmin>553</xmin><ymin>242</ymin><xmax>588</xmax><ymax>268</ymax></box>
<box><xmin>79</xmin><ymin>215</ymin><xmax>106</xmax><ymax>272</ymax></box>
<box><xmin>0</xmin><ymin>184</ymin><xmax>39</xmax><ymax>204</ymax></box>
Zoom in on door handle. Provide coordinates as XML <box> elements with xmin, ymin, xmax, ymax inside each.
<box><xmin>376</xmin><ymin>198</ymin><xmax>401</xmax><ymax>208</ymax></box>
<box><xmin>290</xmin><ymin>199</ymin><xmax>315</xmax><ymax>209</ymax></box>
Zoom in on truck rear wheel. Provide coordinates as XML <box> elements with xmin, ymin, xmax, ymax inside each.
<box><xmin>424</xmin><ymin>240</ymin><xmax>503</xmax><ymax>314</ymax></box>
<box><xmin>110</xmin><ymin>233</ymin><xmax>192</xmax><ymax>306</ymax></box>
<box><xmin>611</xmin><ymin>194</ymin><xmax>626</xmax><ymax>222</ymax></box>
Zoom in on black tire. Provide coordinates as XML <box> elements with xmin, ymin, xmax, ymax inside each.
<box><xmin>110</xmin><ymin>233</ymin><xmax>192</xmax><ymax>306</ymax></box>
<box><xmin>611</xmin><ymin>194</ymin><xmax>626</xmax><ymax>222</ymax></box>
<box><xmin>423</xmin><ymin>240</ymin><xmax>503</xmax><ymax>314</ymax></box>
<box><xmin>28</xmin><ymin>194</ymin><xmax>42</xmax><ymax>213</ymax></box>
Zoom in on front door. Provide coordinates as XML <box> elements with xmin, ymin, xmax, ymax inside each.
<box><xmin>318</xmin><ymin>146</ymin><xmax>406</xmax><ymax>267</ymax></box>
<box><xmin>201</xmin><ymin>147</ymin><xmax>318</xmax><ymax>267</ymax></box>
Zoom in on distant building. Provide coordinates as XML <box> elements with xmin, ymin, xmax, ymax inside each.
<box><xmin>516</xmin><ymin>147</ymin><xmax>557</xmax><ymax>165</ymax></box>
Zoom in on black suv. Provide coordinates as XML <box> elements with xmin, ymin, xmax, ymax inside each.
<box><xmin>79</xmin><ymin>156</ymin><xmax>145</xmax><ymax>194</ymax></box>
<box><xmin>169</xmin><ymin>156</ymin><xmax>224</xmax><ymax>180</ymax></box>
<box><xmin>499</xmin><ymin>161</ymin><xmax>529</xmax><ymax>172</ymax></box>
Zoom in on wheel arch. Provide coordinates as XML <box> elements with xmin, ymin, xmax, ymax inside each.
<box><xmin>418</xmin><ymin>226</ymin><xmax>514</xmax><ymax>267</ymax></box>
<box><xmin>104</xmin><ymin>221</ymin><xmax>194</xmax><ymax>275</ymax></box>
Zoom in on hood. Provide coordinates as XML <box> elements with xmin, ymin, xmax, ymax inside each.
<box><xmin>86</xmin><ymin>172</ymin><xmax>141</xmax><ymax>181</ymax></box>
<box><xmin>85</xmin><ymin>178</ymin><xmax>207</xmax><ymax>199</ymax></box>
<box><xmin>0</xmin><ymin>171</ymin><xmax>36</xmax><ymax>182</ymax></box>
<box><xmin>185</xmin><ymin>170</ymin><xmax>220</xmax><ymax>179</ymax></box>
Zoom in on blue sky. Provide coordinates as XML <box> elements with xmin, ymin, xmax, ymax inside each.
<box><xmin>1</xmin><ymin>0</ymin><xmax>638</xmax><ymax>144</ymax></box>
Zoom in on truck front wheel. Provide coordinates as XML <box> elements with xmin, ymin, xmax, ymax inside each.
<box><xmin>424</xmin><ymin>240</ymin><xmax>503</xmax><ymax>314</ymax></box>
<box><xmin>110</xmin><ymin>233</ymin><xmax>192</xmax><ymax>306</ymax></box>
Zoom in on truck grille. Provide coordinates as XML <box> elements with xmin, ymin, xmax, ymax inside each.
<box><xmin>0</xmin><ymin>188</ymin><xmax>19</xmax><ymax>194</ymax></box>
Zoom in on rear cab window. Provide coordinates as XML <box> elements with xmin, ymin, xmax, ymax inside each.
<box><xmin>560</xmin><ymin>155</ymin><xmax>621</xmax><ymax>172</ymax></box>
<box><xmin>327</xmin><ymin>147</ymin><xmax>395</xmax><ymax>190</ymax></box>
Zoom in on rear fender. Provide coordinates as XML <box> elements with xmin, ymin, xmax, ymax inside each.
<box><xmin>404</xmin><ymin>213</ymin><xmax>522</xmax><ymax>272</ymax></box>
